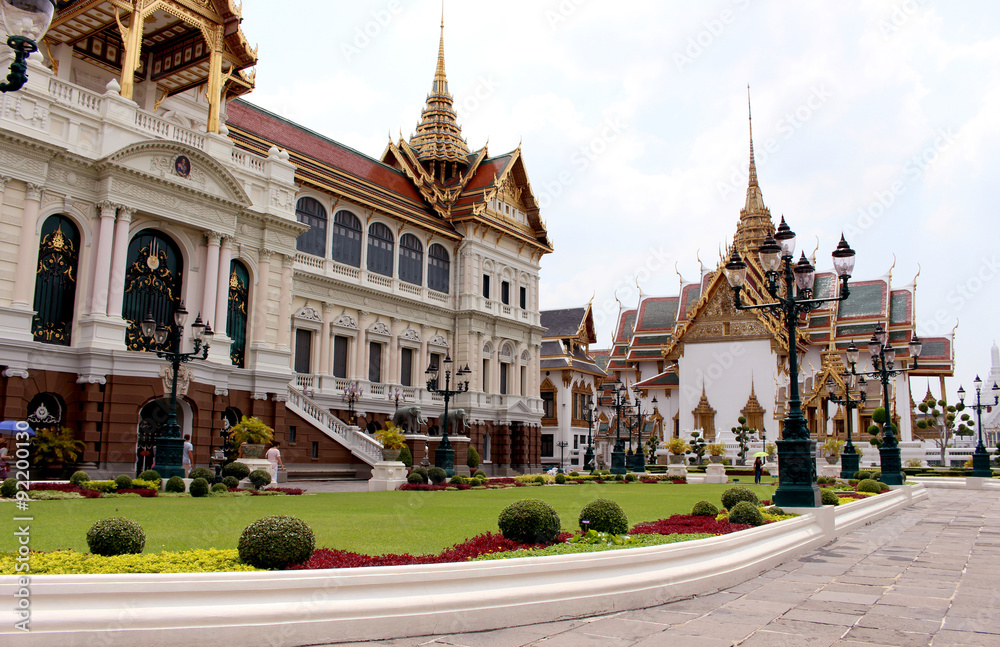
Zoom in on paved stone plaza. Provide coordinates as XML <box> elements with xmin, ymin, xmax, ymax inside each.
<box><xmin>330</xmin><ymin>488</ymin><xmax>999</xmax><ymax>647</ymax></box>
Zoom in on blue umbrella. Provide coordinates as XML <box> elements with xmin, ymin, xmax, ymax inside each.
<box><xmin>0</xmin><ymin>421</ymin><xmax>34</xmax><ymax>436</ymax></box>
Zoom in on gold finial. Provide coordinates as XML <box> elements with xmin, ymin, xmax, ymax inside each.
<box><xmin>50</xmin><ymin>225</ymin><xmax>66</xmax><ymax>251</ymax></box>
<box><xmin>747</xmin><ymin>84</ymin><xmax>757</xmax><ymax>187</ymax></box>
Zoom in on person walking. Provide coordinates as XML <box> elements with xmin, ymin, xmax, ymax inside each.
<box><xmin>753</xmin><ymin>456</ymin><xmax>763</xmax><ymax>485</ymax></box>
<box><xmin>182</xmin><ymin>434</ymin><xmax>194</xmax><ymax>477</ymax></box>
<box><xmin>265</xmin><ymin>440</ymin><xmax>284</xmax><ymax>476</ymax></box>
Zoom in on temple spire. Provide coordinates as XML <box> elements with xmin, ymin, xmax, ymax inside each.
<box><xmin>733</xmin><ymin>85</ymin><xmax>774</xmax><ymax>253</ymax></box>
<box><xmin>748</xmin><ymin>85</ymin><xmax>758</xmax><ymax>188</ymax></box>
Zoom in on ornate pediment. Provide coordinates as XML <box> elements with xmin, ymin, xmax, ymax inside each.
<box><xmin>684</xmin><ymin>280</ymin><xmax>770</xmax><ymax>342</ymax></box>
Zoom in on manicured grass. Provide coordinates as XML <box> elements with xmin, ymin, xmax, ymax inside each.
<box><xmin>1</xmin><ymin>482</ymin><xmax>775</xmax><ymax>556</ymax></box>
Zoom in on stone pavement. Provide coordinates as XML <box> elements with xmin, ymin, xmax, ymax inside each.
<box><xmin>328</xmin><ymin>488</ymin><xmax>1000</xmax><ymax>647</ymax></box>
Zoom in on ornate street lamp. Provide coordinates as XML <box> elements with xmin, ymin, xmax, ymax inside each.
<box><xmin>724</xmin><ymin>219</ymin><xmax>856</xmax><ymax>507</ymax></box>
<box><xmin>556</xmin><ymin>440</ymin><xmax>568</xmax><ymax>473</ymax></box>
<box><xmin>845</xmin><ymin>323</ymin><xmax>923</xmax><ymax>484</ymax></box>
<box><xmin>957</xmin><ymin>376</ymin><xmax>1000</xmax><ymax>478</ymax></box>
<box><xmin>425</xmin><ymin>354</ymin><xmax>470</xmax><ymax>477</ymax></box>
<box><xmin>342</xmin><ymin>381</ymin><xmax>363</xmax><ymax>426</ymax></box>
<box><xmin>609</xmin><ymin>381</ymin><xmax>629</xmax><ymax>474</ymax></box>
<box><xmin>629</xmin><ymin>386</ymin><xmax>649</xmax><ymax>473</ymax></box>
<box><xmin>0</xmin><ymin>0</ymin><xmax>55</xmax><ymax>93</ymax></box>
<box><xmin>583</xmin><ymin>400</ymin><xmax>596</xmax><ymax>472</ymax></box>
<box><xmin>140</xmin><ymin>303</ymin><xmax>213</xmax><ymax>478</ymax></box>
<box><xmin>826</xmin><ymin>373</ymin><xmax>867</xmax><ymax>479</ymax></box>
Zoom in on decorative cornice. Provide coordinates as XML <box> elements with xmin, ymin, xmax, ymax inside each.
<box><xmin>76</xmin><ymin>374</ymin><xmax>107</xmax><ymax>385</ymax></box>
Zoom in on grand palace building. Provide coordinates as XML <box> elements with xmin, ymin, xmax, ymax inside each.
<box><xmin>0</xmin><ymin>1</ymin><xmax>551</xmax><ymax>477</ymax></box>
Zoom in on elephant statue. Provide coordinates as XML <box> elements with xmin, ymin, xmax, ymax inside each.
<box><xmin>391</xmin><ymin>406</ymin><xmax>424</xmax><ymax>433</ymax></box>
<box><xmin>443</xmin><ymin>408</ymin><xmax>470</xmax><ymax>435</ymax></box>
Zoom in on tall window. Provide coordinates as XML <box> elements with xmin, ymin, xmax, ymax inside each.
<box><xmin>428</xmin><ymin>244</ymin><xmax>450</xmax><ymax>293</ymax></box>
<box><xmin>294</xmin><ymin>329</ymin><xmax>312</xmax><ymax>374</ymax></box>
<box><xmin>400</xmin><ymin>347</ymin><xmax>413</xmax><ymax>387</ymax></box>
<box><xmin>541</xmin><ymin>392</ymin><xmax>555</xmax><ymax>420</ymax></box>
<box><xmin>295</xmin><ymin>197</ymin><xmax>327</xmax><ymax>257</ymax></box>
<box><xmin>368</xmin><ymin>342</ymin><xmax>382</xmax><ymax>383</ymax></box>
<box><xmin>501</xmin><ymin>281</ymin><xmax>510</xmax><ymax>305</ymax></box>
<box><xmin>520</xmin><ymin>286</ymin><xmax>527</xmax><ymax>309</ymax></box>
<box><xmin>541</xmin><ymin>434</ymin><xmax>554</xmax><ymax>457</ymax></box>
<box><xmin>367</xmin><ymin>222</ymin><xmax>394</xmax><ymax>277</ymax></box>
<box><xmin>482</xmin><ymin>274</ymin><xmax>491</xmax><ymax>299</ymax></box>
<box><xmin>122</xmin><ymin>229</ymin><xmax>183</xmax><ymax>352</ymax></box>
<box><xmin>500</xmin><ymin>363</ymin><xmax>509</xmax><ymax>395</ymax></box>
<box><xmin>32</xmin><ymin>215</ymin><xmax>80</xmax><ymax>345</ymax></box>
<box><xmin>398</xmin><ymin>234</ymin><xmax>423</xmax><ymax>285</ymax></box>
<box><xmin>332</xmin><ymin>210</ymin><xmax>362</xmax><ymax>267</ymax></box>
<box><xmin>226</xmin><ymin>260</ymin><xmax>249</xmax><ymax>367</ymax></box>
<box><xmin>333</xmin><ymin>335</ymin><xmax>349</xmax><ymax>378</ymax></box>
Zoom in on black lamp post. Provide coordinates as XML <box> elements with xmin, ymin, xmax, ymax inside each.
<box><xmin>826</xmin><ymin>373</ymin><xmax>867</xmax><ymax>479</ymax></box>
<box><xmin>140</xmin><ymin>303</ymin><xmax>213</xmax><ymax>479</ymax></box>
<box><xmin>342</xmin><ymin>381</ymin><xmax>362</xmax><ymax>426</ymax></box>
<box><xmin>609</xmin><ymin>381</ymin><xmax>629</xmax><ymax>474</ymax></box>
<box><xmin>629</xmin><ymin>386</ymin><xmax>648</xmax><ymax>473</ymax></box>
<box><xmin>425</xmin><ymin>354</ymin><xmax>470</xmax><ymax>477</ymax></box>
<box><xmin>556</xmin><ymin>440</ymin><xmax>568</xmax><ymax>473</ymax></box>
<box><xmin>583</xmin><ymin>401</ymin><xmax>596</xmax><ymax>471</ymax></box>
<box><xmin>724</xmin><ymin>218</ymin><xmax>856</xmax><ymax>507</ymax></box>
<box><xmin>845</xmin><ymin>323</ymin><xmax>923</xmax><ymax>485</ymax></box>
<box><xmin>0</xmin><ymin>0</ymin><xmax>55</xmax><ymax>93</ymax></box>
<box><xmin>957</xmin><ymin>376</ymin><xmax>1000</xmax><ymax>478</ymax></box>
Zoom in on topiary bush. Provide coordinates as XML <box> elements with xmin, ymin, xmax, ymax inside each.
<box><xmin>578</xmin><ymin>498</ymin><xmax>628</xmax><ymax>534</ymax></box>
<box><xmin>86</xmin><ymin>517</ymin><xmax>145</xmax><ymax>556</ymax></box>
<box><xmin>138</xmin><ymin>469</ymin><xmax>161</xmax><ymax>483</ymax></box>
<box><xmin>114</xmin><ymin>474</ymin><xmax>133</xmax><ymax>490</ymax></box>
<box><xmin>237</xmin><ymin>515</ymin><xmax>315</xmax><ymax>569</ymax></box>
<box><xmin>248</xmin><ymin>469</ymin><xmax>272</xmax><ymax>489</ymax></box>
<box><xmin>692</xmin><ymin>500</ymin><xmax>720</xmax><ymax>517</ymax></box>
<box><xmin>69</xmin><ymin>470</ymin><xmax>90</xmax><ymax>485</ymax></box>
<box><xmin>1</xmin><ymin>478</ymin><xmax>16</xmax><ymax>498</ymax></box>
<box><xmin>474</xmin><ymin>470</ymin><xmax>486</xmax><ymax>479</ymax></box>
<box><xmin>427</xmin><ymin>467</ymin><xmax>446</xmax><ymax>485</ymax></box>
<box><xmin>853</xmin><ymin>470</ymin><xmax>872</xmax><ymax>480</ymax></box>
<box><xmin>498</xmin><ymin>499</ymin><xmax>561</xmax><ymax>544</ymax></box>
<box><xmin>407</xmin><ymin>472</ymin><xmax>424</xmax><ymax>484</ymax></box>
<box><xmin>625</xmin><ymin>473</ymin><xmax>637</xmax><ymax>482</ymax></box>
<box><xmin>857</xmin><ymin>478</ymin><xmax>883</xmax><ymax>493</ymax></box>
<box><xmin>870</xmin><ymin>471</ymin><xmax>882</xmax><ymax>481</ymax></box>
<box><xmin>222</xmin><ymin>476</ymin><xmax>239</xmax><ymax>489</ymax></box>
<box><xmin>222</xmin><ymin>461</ymin><xmax>251</xmax><ymax>480</ymax></box>
<box><xmin>449</xmin><ymin>474</ymin><xmax>465</xmax><ymax>485</ymax></box>
<box><xmin>555</xmin><ymin>473</ymin><xmax>567</xmax><ymax>484</ymax></box>
<box><xmin>189</xmin><ymin>477</ymin><xmax>210</xmax><ymax>497</ymax></box>
<box><xmin>188</xmin><ymin>468</ymin><xmax>215</xmax><ymax>482</ymax></box>
<box><xmin>820</xmin><ymin>488</ymin><xmax>840</xmax><ymax>506</ymax></box>
<box><xmin>727</xmin><ymin>501</ymin><xmax>765</xmax><ymax>526</ymax></box>
<box><xmin>211</xmin><ymin>482</ymin><xmax>228</xmax><ymax>494</ymax></box>
<box><xmin>165</xmin><ymin>475</ymin><xmax>186</xmax><ymax>493</ymax></box>
<box><xmin>397</xmin><ymin>443</ymin><xmax>413</xmax><ymax>467</ymax></box>
<box><xmin>410</xmin><ymin>467</ymin><xmax>428</xmax><ymax>483</ymax></box>
<box><xmin>721</xmin><ymin>485</ymin><xmax>759</xmax><ymax>510</ymax></box>
<box><xmin>534</xmin><ymin>474</ymin><xmax>547</xmax><ymax>484</ymax></box>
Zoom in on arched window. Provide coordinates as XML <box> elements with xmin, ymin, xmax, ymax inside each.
<box><xmin>398</xmin><ymin>234</ymin><xmax>423</xmax><ymax>285</ymax></box>
<box><xmin>227</xmin><ymin>260</ymin><xmax>250</xmax><ymax>368</ymax></box>
<box><xmin>32</xmin><ymin>215</ymin><xmax>80</xmax><ymax>345</ymax></box>
<box><xmin>122</xmin><ymin>229</ymin><xmax>184</xmax><ymax>352</ymax></box>
<box><xmin>332</xmin><ymin>210</ymin><xmax>362</xmax><ymax>267</ymax></box>
<box><xmin>367</xmin><ymin>222</ymin><xmax>394</xmax><ymax>277</ymax></box>
<box><xmin>295</xmin><ymin>197</ymin><xmax>327</xmax><ymax>257</ymax></box>
<box><xmin>428</xmin><ymin>243</ymin><xmax>450</xmax><ymax>293</ymax></box>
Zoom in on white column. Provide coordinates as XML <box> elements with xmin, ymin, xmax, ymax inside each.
<box><xmin>388</xmin><ymin>317</ymin><xmax>402</xmax><ymax>384</ymax></box>
<box><xmin>355</xmin><ymin>311</ymin><xmax>370</xmax><ymax>380</ymax></box>
<box><xmin>105</xmin><ymin>206</ymin><xmax>134</xmax><ymax>318</ymax></box>
<box><xmin>201</xmin><ymin>232</ymin><xmax>221</xmax><ymax>326</ymax></box>
<box><xmin>251</xmin><ymin>250</ymin><xmax>272</xmax><ymax>345</ymax></box>
<box><xmin>320</xmin><ymin>302</ymin><xmax>333</xmax><ymax>375</ymax></box>
<box><xmin>277</xmin><ymin>254</ymin><xmax>293</xmax><ymax>349</ymax></box>
<box><xmin>213</xmin><ymin>236</ymin><xmax>232</xmax><ymax>334</ymax></box>
<box><xmin>88</xmin><ymin>201</ymin><xmax>117</xmax><ymax>315</ymax></box>
<box><xmin>419</xmin><ymin>324</ymin><xmax>429</xmax><ymax>368</ymax></box>
<box><xmin>12</xmin><ymin>183</ymin><xmax>44</xmax><ymax>307</ymax></box>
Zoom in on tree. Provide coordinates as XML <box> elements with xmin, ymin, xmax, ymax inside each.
<box><xmin>915</xmin><ymin>396</ymin><xmax>964</xmax><ymax>465</ymax></box>
<box><xmin>731</xmin><ymin>416</ymin><xmax>754</xmax><ymax>465</ymax></box>
<box><xmin>687</xmin><ymin>430</ymin><xmax>707</xmax><ymax>465</ymax></box>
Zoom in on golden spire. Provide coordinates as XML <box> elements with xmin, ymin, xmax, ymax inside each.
<box><xmin>409</xmin><ymin>7</ymin><xmax>471</xmax><ymax>181</ymax></box>
<box><xmin>734</xmin><ymin>85</ymin><xmax>775</xmax><ymax>254</ymax></box>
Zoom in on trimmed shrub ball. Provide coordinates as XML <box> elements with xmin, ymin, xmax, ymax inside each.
<box><xmin>248</xmin><ymin>469</ymin><xmax>272</xmax><ymax>489</ymax></box>
<box><xmin>238</xmin><ymin>515</ymin><xmax>315</xmax><ymax>569</ymax></box>
<box><xmin>498</xmin><ymin>499</ymin><xmax>561</xmax><ymax>544</ymax></box>
<box><xmin>449</xmin><ymin>475</ymin><xmax>465</xmax><ymax>485</ymax></box>
<box><xmin>188</xmin><ymin>467</ymin><xmax>215</xmax><ymax>482</ymax></box>
<box><xmin>210</xmin><ymin>482</ymin><xmax>228</xmax><ymax>493</ymax></box>
<box><xmin>69</xmin><ymin>470</ymin><xmax>90</xmax><ymax>486</ymax></box>
<box><xmin>473</xmin><ymin>470</ymin><xmax>487</xmax><ymax>479</ymax></box>
<box><xmin>578</xmin><ymin>498</ymin><xmax>628</xmax><ymax>534</ymax></box>
<box><xmin>625</xmin><ymin>473</ymin><xmax>637</xmax><ymax>482</ymax></box>
<box><xmin>534</xmin><ymin>475</ymin><xmax>547</xmax><ymax>484</ymax></box>
<box><xmin>857</xmin><ymin>479</ymin><xmax>883</xmax><ymax>493</ymax></box>
<box><xmin>1</xmin><ymin>478</ymin><xmax>16</xmax><ymax>499</ymax></box>
<box><xmin>87</xmin><ymin>517</ymin><xmax>145</xmax><ymax>556</ymax></box>
<box><xmin>853</xmin><ymin>470</ymin><xmax>872</xmax><ymax>481</ymax></box>
<box><xmin>555</xmin><ymin>473</ymin><xmax>567</xmax><ymax>484</ymax></box>
<box><xmin>691</xmin><ymin>500</ymin><xmax>720</xmax><ymax>517</ymax></box>
<box><xmin>222</xmin><ymin>461</ymin><xmax>251</xmax><ymax>480</ymax></box>
<box><xmin>407</xmin><ymin>472</ymin><xmax>424</xmax><ymax>484</ymax></box>
<box><xmin>138</xmin><ymin>469</ymin><xmax>161</xmax><ymax>483</ymax></box>
<box><xmin>427</xmin><ymin>467</ymin><xmax>446</xmax><ymax>485</ymax></box>
<box><xmin>222</xmin><ymin>476</ymin><xmax>240</xmax><ymax>489</ymax></box>
<box><xmin>165</xmin><ymin>475</ymin><xmax>186</xmax><ymax>493</ymax></box>
<box><xmin>114</xmin><ymin>474</ymin><xmax>133</xmax><ymax>490</ymax></box>
<box><xmin>410</xmin><ymin>467</ymin><xmax>428</xmax><ymax>484</ymax></box>
<box><xmin>721</xmin><ymin>485</ymin><xmax>759</xmax><ymax>511</ymax></box>
<box><xmin>727</xmin><ymin>501</ymin><xmax>765</xmax><ymax>526</ymax></box>
<box><xmin>189</xmin><ymin>477</ymin><xmax>210</xmax><ymax>497</ymax></box>
<box><xmin>820</xmin><ymin>488</ymin><xmax>840</xmax><ymax>506</ymax></box>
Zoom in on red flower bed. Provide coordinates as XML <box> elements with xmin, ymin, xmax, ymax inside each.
<box><xmin>631</xmin><ymin>514</ymin><xmax>750</xmax><ymax>536</ymax></box>
<box><xmin>29</xmin><ymin>482</ymin><xmax>102</xmax><ymax>498</ymax></box>
<box><xmin>117</xmin><ymin>488</ymin><xmax>157</xmax><ymax>497</ymax></box>
<box><xmin>289</xmin><ymin>531</ymin><xmax>573</xmax><ymax>570</ymax></box>
<box><xmin>263</xmin><ymin>487</ymin><xmax>304</xmax><ymax>495</ymax></box>
<box><xmin>486</xmin><ymin>477</ymin><xmax>516</xmax><ymax>485</ymax></box>
<box><xmin>837</xmin><ymin>491</ymin><xmax>872</xmax><ymax>500</ymax></box>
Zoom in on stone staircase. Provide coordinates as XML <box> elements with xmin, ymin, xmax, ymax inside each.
<box><xmin>284</xmin><ymin>384</ymin><xmax>384</xmax><ymax>467</ymax></box>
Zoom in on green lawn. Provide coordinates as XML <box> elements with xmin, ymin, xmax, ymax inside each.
<box><xmin>2</xmin><ymin>483</ymin><xmax>775</xmax><ymax>555</ymax></box>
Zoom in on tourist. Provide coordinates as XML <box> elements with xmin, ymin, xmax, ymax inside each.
<box><xmin>266</xmin><ymin>441</ymin><xmax>284</xmax><ymax>475</ymax></box>
<box><xmin>183</xmin><ymin>434</ymin><xmax>194</xmax><ymax>477</ymax></box>
<box><xmin>753</xmin><ymin>456</ymin><xmax>763</xmax><ymax>485</ymax></box>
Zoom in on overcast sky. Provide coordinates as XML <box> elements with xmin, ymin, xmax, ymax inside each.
<box><xmin>240</xmin><ymin>0</ymin><xmax>1000</xmax><ymax>400</ymax></box>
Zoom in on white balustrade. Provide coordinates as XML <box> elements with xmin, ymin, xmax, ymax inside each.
<box><xmin>286</xmin><ymin>385</ymin><xmax>382</xmax><ymax>465</ymax></box>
